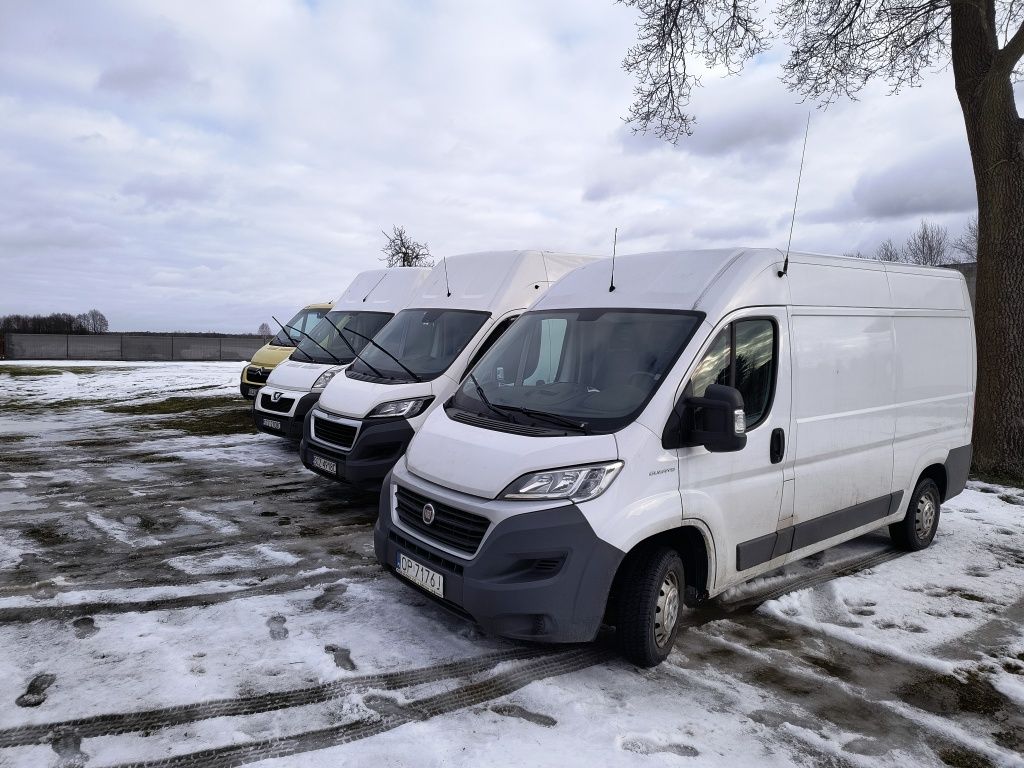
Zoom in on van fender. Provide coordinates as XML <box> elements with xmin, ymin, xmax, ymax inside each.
<box><xmin>898</xmin><ymin>442</ymin><xmax>963</xmax><ymax>517</ymax></box>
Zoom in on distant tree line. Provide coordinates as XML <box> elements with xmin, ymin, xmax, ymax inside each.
<box><xmin>1</xmin><ymin>309</ymin><xmax>108</xmax><ymax>334</ymax></box>
<box><xmin>847</xmin><ymin>219</ymin><xmax>978</xmax><ymax>266</ymax></box>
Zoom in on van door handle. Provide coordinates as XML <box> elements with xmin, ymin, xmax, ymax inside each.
<box><xmin>770</xmin><ymin>428</ymin><xmax>785</xmax><ymax>464</ymax></box>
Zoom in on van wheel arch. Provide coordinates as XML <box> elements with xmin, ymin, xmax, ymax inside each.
<box><xmin>606</xmin><ymin>526</ymin><xmax>711</xmax><ymax>621</ymax></box>
<box><xmin>918</xmin><ymin>463</ymin><xmax>948</xmax><ymax>501</ymax></box>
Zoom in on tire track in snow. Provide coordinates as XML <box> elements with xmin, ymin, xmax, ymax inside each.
<box><xmin>102</xmin><ymin>648</ymin><xmax>611</xmax><ymax>768</ymax></box>
<box><xmin>0</xmin><ymin>647</ymin><xmax>558</xmax><ymax>749</ymax></box>
<box><xmin>0</xmin><ymin>570</ymin><xmax>344</xmax><ymax>624</ymax></box>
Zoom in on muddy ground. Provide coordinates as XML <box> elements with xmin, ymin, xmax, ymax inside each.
<box><xmin>0</xmin><ymin>362</ymin><xmax>1021</xmax><ymax>768</ymax></box>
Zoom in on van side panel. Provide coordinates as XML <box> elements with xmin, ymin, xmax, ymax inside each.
<box><xmin>790</xmin><ymin>311</ymin><xmax>897</xmax><ymax>523</ymax></box>
<box><xmin>891</xmin><ymin>313</ymin><xmax>974</xmax><ymax>502</ymax></box>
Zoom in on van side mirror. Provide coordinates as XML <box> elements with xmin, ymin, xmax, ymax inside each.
<box><xmin>662</xmin><ymin>384</ymin><xmax>748</xmax><ymax>453</ymax></box>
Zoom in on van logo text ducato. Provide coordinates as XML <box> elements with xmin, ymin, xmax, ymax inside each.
<box><xmin>422</xmin><ymin>503</ymin><xmax>435</xmax><ymax>525</ymax></box>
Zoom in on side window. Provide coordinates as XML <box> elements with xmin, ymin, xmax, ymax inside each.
<box><xmin>734</xmin><ymin>319</ymin><xmax>775</xmax><ymax>427</ymax></box>
<box><xmin>689</xmin><ymin>328</ymin><xmax>730</xmax><ymax>399</ymax></box>
<box><xmin>463</xmin><ymin>316</ymin><xmax>518</xmax><ymax>379</ymax></box>
<box><xmin>687</xmin><ymin>319</ymin><xmax>777</xmax><ymax>428</ymax></box>
<box><xmin>523</xmin><ymin>317</ymin><xmax>567</xmax><ymax>386</ymax></box>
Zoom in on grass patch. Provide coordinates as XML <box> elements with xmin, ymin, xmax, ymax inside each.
<box><xmin>0</xmin><ymin>453</ymin><xmax>49</xmax><ymax>470</ymax></box>
<box><xmin>152</xmin><ymin>408</ymin><xmax>255</xmax><ymax>437</ymax></box>
<box><xmin>938</xmin><ymin>746</ymin><xmax>995</xmax><ymax>768</ymax></box>
<box><xmin>106</xmin><ymin>395</ymin><xmax>239</xmax><ymax>416</ymax></box>
<box><xmin>23</xmin><ymin>522</ymin><xmax>67</xmax><ymax>546</ymax></box>
<box><xmin>0</xmin><ymin>434</ymin><xmax>28</xmax><ymax>445</ymax></box>
<box><xmin>131</xmin><ymin>453</ymin><xmax>184</xmax><ymax>464</ymax></box>
<box><xmin>0</xmin><ymin>366</ymin><xmax>65</xmax><ymax>377</ymax></box>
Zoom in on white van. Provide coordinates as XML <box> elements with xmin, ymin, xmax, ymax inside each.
<box><xmin>252</xmin><ymin>268</ymin><xmax>430</xmax><ymax>439</ymax></box>
<box><xmin>300</xmin><ymin>250</ymin><xmax>601</xmax><ymax>489</ymax></box>
<box><xmin>375</xmin><ymin>249</ymin><xmax>975</xmax><ymax>666</ymax></box>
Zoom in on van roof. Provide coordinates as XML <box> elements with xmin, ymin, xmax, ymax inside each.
<box><xmin>408</xmin><ymin>250</ymin><xmax>603</xmax><ymax>314</ymax></box>
<box><xmin>333</xmin><ymin>267</ymin><xmax>431</xmax><ymax>312</ymax></box>
<box><xmin>531</xmin><ymin>248</ymin><xmax>971</xmax><ymax>317</ymax></box>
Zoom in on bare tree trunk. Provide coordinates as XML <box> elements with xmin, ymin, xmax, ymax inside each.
<box><xmin>952</xmin><ymin>3</ymin><xmax>1024</xmax><ymax>483</ymax></box>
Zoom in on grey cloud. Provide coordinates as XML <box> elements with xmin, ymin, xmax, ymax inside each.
<box><xmin>122</xmin><ymin>174</ymin><xmax>220</xmax><ymax>211</ymax></box>
<box><xmin>850</xmin><ymin>144</ymin><xmax>975</xmax><ymax>218</ymax></box>
<box><xmin>806</xmin><ymin>138</ymin><xmax>975</xmax><ymax>223</ymax></box>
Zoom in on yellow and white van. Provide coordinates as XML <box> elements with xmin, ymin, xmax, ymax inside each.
<box><xmin>239</xmin><ymin>302</ymin><xmax>332</xmax><ymax>399</ymax></box>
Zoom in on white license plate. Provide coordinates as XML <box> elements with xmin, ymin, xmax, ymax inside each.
<box><xmin>396</xmin><ymin>553</ymin><xmax>444</xmax><ymax>598</ymax></box>
<box><xmin>311</xmin><ymin>454</ymin><xmax>337</xmax><ymax>474</ymax></box>
<box><xmin>262</xmin><ymin>418</ymin><xmax>281</xmax><ymax>430</ymax></box>
<box><xmin>248</xmin><ymin>387</ymin><xmax>260</xmax><ymax>397</ymax></box>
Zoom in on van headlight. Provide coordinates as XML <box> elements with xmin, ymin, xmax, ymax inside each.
<box><xmin>312</xmin><ymin>367</ymin><xmax>343</xmax><ymax>391</ymax></box>
<box><xmin>500</xmin><ymin>461</ymin><xmax>623</xmax><ymax>503</ymax></box>
<box><xmin>367</xmin><ymin>397</ymin><xmax>434</xmax><ymax>419</ymax></box>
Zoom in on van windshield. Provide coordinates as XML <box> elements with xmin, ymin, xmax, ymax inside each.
<box><xmin>292</xmin><ymin>310</ymin><xmax>393</xmax><ymax>365</ymax></box>
<box><xmin>346</xmin><ymin>308</ymin><xmax>490</xmax><ymax>383</ymax></box>
<box><xmin>447</xmin><ymin>309</ymin><xmax>702</xmax><ymax>434</ymax></box>
<box><xmin>272</xmin><ymin>307</ymin><xmax>329</xmax><ymax>347</ymax></box>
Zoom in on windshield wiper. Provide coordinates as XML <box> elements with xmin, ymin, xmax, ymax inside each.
<box><xmin>340</xmin><ymin>327</ymin><xmax>422</xmax><ymax>383</ymax></box>
<box><xmin>497</xmin><ymin>404</ymin><xmax>589</xmax><ymax>434</ymax></box>
<box><xmin>271</xmin><ymin>316</ymin><xmax>300</xmax><ymax>347</ymax></box>
<box><xmin>274</xmin><ymin>318</ymin><xmax>342</xmax><ymax>364</ymax></box>
<box><xmin>320</xmin><ymin>315</ymin><xmax>386</xmax><ymax>379</ymax></box>
<box><xmin>466</xmin><ymin>373</ymin><xmax>515</xmax><ymax>422</ymax></box>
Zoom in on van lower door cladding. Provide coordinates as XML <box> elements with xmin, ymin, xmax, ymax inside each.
<box><xmin>736</xmin><ymin>491</ymin><xmax>903</xmax><ymax>571</ymax></box>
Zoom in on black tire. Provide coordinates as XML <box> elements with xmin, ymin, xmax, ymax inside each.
<box><xmin>613</xmin><ymin>546</ymin><xmax>685</xmax><ymax>667</ymax></box>
<box><xmin>889</xmin><ymin>477</ymin><xmax>941</xmax><ymax>551</ymax></box>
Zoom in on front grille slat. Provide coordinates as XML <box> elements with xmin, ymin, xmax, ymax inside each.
<box><xmin>394</xmin><ymin>486</ymin><xmax>490</xmax><ymax>555</ymax></box>
<box><xmin>312</xmin><ymin>415</ymin><xmax>357</xmax><ymax>450</ymax></box>
<box><xmin>260</xmin><ymin>393</ymin><xmax>295</xmax><ymax>413</ymax></box>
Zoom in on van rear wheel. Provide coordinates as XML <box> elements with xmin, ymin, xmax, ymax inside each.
<box><xmin>613</xmin><ymin>546</ymin><xmax>685</xmax><ymax>667</ymax></box>
<box><xmin>890</xmin><ymin>477</ymin><xmax>941</xmax><ymax>551</ymax></box>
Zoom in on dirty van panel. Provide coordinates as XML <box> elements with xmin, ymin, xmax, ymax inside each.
<box><xmin>789</xmin><ymin>313</ymin><xmax>896</xmax><ymax>528</ymax></box>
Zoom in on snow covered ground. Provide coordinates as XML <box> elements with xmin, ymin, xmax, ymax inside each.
<box><xmin>0</xmin><ymin>361</ymin><xmax>1022</xmax><ymax>768</ymax></box>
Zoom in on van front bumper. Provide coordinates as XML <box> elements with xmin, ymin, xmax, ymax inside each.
<box><xmin>253</xmin><ymin>391</ymin><xmax>320</xmax><ymax>439</ymax></box>
<box><xmin>374</xmin><ymin>470</ymin><xmax>623</xmax><ymax>643</ymax></box>
<box><xmin>240</xmin><ymin>381</ymin><xmax>261</xmax><ymax>399</ymax></box>
<box><xmin>300</xmin><ymin>411</ymin><xmax>414</xmax><ymax>490</ymax></box>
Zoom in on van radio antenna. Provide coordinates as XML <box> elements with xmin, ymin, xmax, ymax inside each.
<box><xmin>608</xmin><ymin>227</ymin><xmax>618</xmax><ymax>293</ymax></box>
<box><xmin>442</xmin><ymin>256</ymin><xmax>452</xmax><ymax>297</ymax></box>
<box><xmin>362</xmin><ymin>272</ymin><xmax>389</xmax><ymax>303</ymax></box>
<box><xmin>779</xmin><ymin>113</ymin><xmax>811</xmax><ymax>279</ymax></box>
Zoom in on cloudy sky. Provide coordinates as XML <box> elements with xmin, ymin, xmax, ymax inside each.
<box><xmin>0</xmin><ymin>1</ymin><xmax>979</xmax><ymax>332</ymax></box>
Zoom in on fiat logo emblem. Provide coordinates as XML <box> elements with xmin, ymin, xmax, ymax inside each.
<box><xmin>422</xmin><ymin>503</ymin><xmax>435</xmax><ymax>525</ymax></box>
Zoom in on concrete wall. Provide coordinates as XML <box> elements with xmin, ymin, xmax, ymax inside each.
<box><xmin>3</xmin><ymin>333</ymin><xmax>265</xmax><ymax>361</ymax></box>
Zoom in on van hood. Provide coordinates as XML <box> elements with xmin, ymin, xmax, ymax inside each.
<box><xmin>406</xmin><ymin>407</ymin><xmax>619</xmax><ymax>499</ymax></box>
<box><xmin>317</xmin><ymin>374</ymin><xmax>436</xmax><ymax>420</ymax></box>
<box><xmin>250</xmin><ymin>344</ymin><xmax>293</xmax><ymax>368</ymax></box>
<box><xmin>266</xmin><ymin>359</ymin><xmax>341</xmax><ymax>391</ymax></box>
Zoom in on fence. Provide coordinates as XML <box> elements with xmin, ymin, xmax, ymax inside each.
<box><xmin>2</xmin><ymin>333</ymin><xmax>267</xmax><ymax>362</ymax></box>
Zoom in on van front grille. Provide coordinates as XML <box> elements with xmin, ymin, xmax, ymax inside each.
<box><xmin>260</xmin><ymin>393</ymin><xmax>295</xmax><ymax>413</ymax></box>
<box><xmin>246</xmin><ymin>366</ymin><xmax>270</xmax><ymax>384</ymax></box>
<box><xmin>312</xmin><ymin>414</ymin><xmax>357</xmax><ymax>450</ymax></box>
<box><xmin>395</xmin><ymin>486</ymin><xmax>489</xmax><ymax>556</ymax></box>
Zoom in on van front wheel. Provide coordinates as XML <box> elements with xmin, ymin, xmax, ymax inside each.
<box><xmin>890</xmin><ymin>477</ymin><xmax>941</xmax><ymax>551</ymax></box>
<box><xmin>614</xmin><ymin>546</ymin><xmax>685</xmax><ymax>667</ymax></box>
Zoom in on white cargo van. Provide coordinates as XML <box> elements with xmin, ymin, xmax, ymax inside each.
<box><xmin>253</xmin><ymin>268</ymin><xmax>430</xmax><ymax>439</ymax></box>
<box><xmin>300</xmin><ymin>250</ymin><xmax>601</xmax><ymax>489</ymax></box>
<box><xmin>376</xmin><ymin>249</ymin><xmax>975</xmax><ymax>666</ymax></box>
